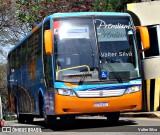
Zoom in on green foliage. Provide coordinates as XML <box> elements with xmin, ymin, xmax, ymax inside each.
<box><xmin>0</xmin><ymin>0</ymin><xmax>15</xmax><ymax>29</ymax></box>
<box><xmin>0</xmin><ymin>64</ymin><xmax>8</xmax><ymax>112</ymax></box>
<box><xmin>3</xmin><ymin>113</ymin><xmax>17</xmax><ymax>121</ymax></box>
<box><xmin>16</xmin><ymin>0</ymin><xmax>46</xmax><ymax>27</ymax></box>
<box><xmin>15</xmin><ymin>0</ymin><xmax>94</xmax><ymax>28</ymax></box>
<box><xmin>1</xmin><ymin>0</ymin><xmax>141</xmax><ymax>30</ymax></box>
<box><xmin>4</xmin><ymin>115</ymin><xmax>14</xmax><ymax>121</ymax></box>
<box><xmin>93</xmin><ymin>0</ymin><xmax>128</xmax><ymax>12</ymax></box>
<box><xmin>1</xmin><ymin>0</ymin><xmax>139</xmax><ymax>29</ymax></box>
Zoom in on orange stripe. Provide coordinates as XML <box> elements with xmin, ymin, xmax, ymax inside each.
<box><xmin>31</xmin><ymin>25</ymin><xmax>38</xmax><ymax>34</ymax></box>
<box><xmin>64</xmin><ymin>82</ymin><xmax>78</xmax><ymax>88</ymax></box>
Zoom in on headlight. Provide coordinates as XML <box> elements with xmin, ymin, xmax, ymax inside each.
<box><xmin>56</xmin><ymin>89</ymin><xmax>76</xmax><ymax>96</ymax></box>
<box><xmin>125</xmin><ymin>86</ymin><xmax>141</xmax><ymax>94</ymax></box>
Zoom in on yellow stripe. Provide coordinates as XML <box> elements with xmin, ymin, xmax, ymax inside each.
<box><xmin>57</xmin><ymin>65</ymin><xmax>90</xmax><ymax>74</ymax></box>
<box><xmin>146</xmin><ymin>79</ymin><xmax>150</xmax><ymax>111</ymax></box>
<box><xmin>154</xmin><ymin>78</ymin><xmax>160</xmax><ymax>111</ymax></box>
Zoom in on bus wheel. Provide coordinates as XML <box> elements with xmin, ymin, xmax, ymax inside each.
<box><xmin>17</xmin><ymin>114</ymin><xmax>25</xmax><ymax>123</ymax></box>
<box><xmin>105</xmin><ymin>112</ymin><xmax>120</xmax><ymax>123</ymax></box>
<box><xmin>26</xmin><ymin>116</ymin><xmax>34</xmax><ymax>124</ymax></box>
<box><xmin>60</xmin><ymin>115</ymin><xmax>76</xmax><ymax>120</ymax></box>
<box><xmin>44</xmin><ymin>114</ymin><xmax>56</xmax><ymax>126</ymax></box>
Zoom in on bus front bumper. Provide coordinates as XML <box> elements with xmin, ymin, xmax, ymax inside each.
<box><xmin>55</xmin><ymin>90</ymin><xmax>142</xmax><ymax>115</ymax></box>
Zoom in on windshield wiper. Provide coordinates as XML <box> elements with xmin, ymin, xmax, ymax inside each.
<box><xmin>101</xmin><ymin>59</ymin><xmax>123</xmax><ymax>83</ymax></box>
<box><xmin>78</xmin><ymin>70</ymin><xmax>89</xmax><ymax>85</ymax></box>
<box><xmin>107</xmin><ymin>63</ymin><xmax>123</xmax><ymax>83</ymax></box>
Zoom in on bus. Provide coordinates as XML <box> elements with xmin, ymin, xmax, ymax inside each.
<box><xmin>7</xmin><ymin>12</ymin><xmax>149</xmax><ymax>125</ymax></box>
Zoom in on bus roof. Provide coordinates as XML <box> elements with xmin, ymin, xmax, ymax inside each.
<box><xmin>51</xmin><ymin>12</ymin><xmax>130</xmax><ymax>18</ymax></box>
<box><xmin>8</xmin><ymin>12</ymin><xmax>131</xmax><ymax>55</ymax></box>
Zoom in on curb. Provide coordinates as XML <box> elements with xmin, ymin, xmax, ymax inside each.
<box><xmin>120</xmin><ymin>112</ymin><xmax>160</xmax><ymax>118</ymax></box>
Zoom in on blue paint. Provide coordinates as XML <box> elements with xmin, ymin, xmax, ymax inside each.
<box><xmin>54</xmin><ymin>79</ymin><xmax>142</xmax><ymax>91</ymax></box>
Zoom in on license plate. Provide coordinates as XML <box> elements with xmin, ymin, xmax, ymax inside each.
<box><xmin>94</xmin><ymin>102</ymin><xmax>108</xmax><ymax>107</ymax></box>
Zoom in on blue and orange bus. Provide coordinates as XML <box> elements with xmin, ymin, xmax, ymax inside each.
<box><xmin>7</xmin><ymin>12</ymin><xmax>149</xmax><ymax>125</ymax></box>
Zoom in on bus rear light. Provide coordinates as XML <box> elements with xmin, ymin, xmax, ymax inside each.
<box><xmin>55</xmin><ymin>89</ymin><xmax>76</xmax><ymax>96</ymax></box>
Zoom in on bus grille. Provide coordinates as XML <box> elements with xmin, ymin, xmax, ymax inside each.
<box><xmin>75</xmin><ymin>89</ymin><xmax>125</xmax><ymax>98</ymax></box>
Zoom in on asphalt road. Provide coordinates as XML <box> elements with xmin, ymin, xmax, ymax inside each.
<box><xmin>1</xmin><ymin>116</ymin><xmax>160</xmax><ymax>134</ymax></box>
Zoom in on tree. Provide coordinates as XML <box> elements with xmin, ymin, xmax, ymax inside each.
<box><xmin>16</xmin><ymin>0</ymin><xmax>94</xmax><ymax>28</ymax></box>
<box><xmin>1</xmin><ymin>0</ymin><xmax>141</xmax><ymax>36</ymax></box>
<box><xmin>0</xmin><ymin>64</ymin><xmax>8</xmax><ymax>112</ymax></box>
<box><xmin>0</xmin><ymin>0</ymin><xmax>14</xmax><ymax>31</ymax></box>
<box><xmin>94</xmin><ymin>0</ymin><xmax>129</xmax><ymax>12</ymax></box>
<box><xmin>0</xmin><ymin>0</ymin><xmax>30</xmax><ymax>47</ymax></box>
<box><xmin>0</xmin><ymin>0</ymin><xmax>17</xmax><ymax>113</ymax></box>
<box><xmin>16</xmin><ymin>0</ymin><xmax>142</xmax><ymax>29</ymax></box>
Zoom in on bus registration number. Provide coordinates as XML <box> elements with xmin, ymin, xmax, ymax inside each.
<box><xmin>94</xmin><ymin>102</ymin><xmax>108</xmax><ymax>107</ymax></box>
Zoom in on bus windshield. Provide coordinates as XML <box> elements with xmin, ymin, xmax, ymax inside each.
<box><xmin>54</xmin><ymin>16</ymin><xmax>140</xmax><ymax>82</ymax></box>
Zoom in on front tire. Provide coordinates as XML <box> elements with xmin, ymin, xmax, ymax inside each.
<box><xmin>60</xmin><ymin>115</ymin><xmax>76</xmax><ymax>120</ymax></box>
<box><xmin>106</xmin><ymin>112</ymin><xmax>120</xmax><ymax>123</ymax></box>
<box><xmin>39</xmin><ymin>93</ymin><xmax>57</xmax><ymax>126</ymax></box>
<box><xmin>26</xmin><ymin>116</ymin><xmax>34</xmax><ymax>124</ymax></box>
<box><xmin>44</xmin><ymin>114</ymin><xmax>56</xmax><ymax>126</ymax></box>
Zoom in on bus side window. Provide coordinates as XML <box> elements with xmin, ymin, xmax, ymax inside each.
<box><xmin>15</xmin><ymin>50</ymin><xmax>18</xmax><ymax>69</ymax></box>
<box><xmin>37</xmin><ymin>27</ymin><xmax>42</xmax><ymax>58</ymax></box>
<box><xmin>21</xmin><ymin>41</ymin><xmax>28</xmax><ymax>66</ymax></box>
<box><xmin>43</xmin><ymin>20</ymin><xmax>53</xmax><ymax>88</ymax></box>
<box><xmin>27</xmin><ymin>28</ymin><xmax>42</xmax><ymax>64</ymax></box>
<box><xmin>18</xmin><ymin>47</ymin><xmax>21</xmax><ymax>68</ymax></box>
<box><xmin>11</xmin><ymin>51</ymin><xmax>15</xmax><ymax>72</ymax></box>
<box><xmin>8</xmin><ymin>54</ymin><xmax>12</xmax><ymax>74</ymax></box>
<box><xmin>28</xmin><ymin>35</ymin><xmax>34</xmax><ymax>63</ymax></box>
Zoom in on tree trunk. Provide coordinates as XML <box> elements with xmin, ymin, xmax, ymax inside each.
<box><xmin>0</xmin><ymin>94</ymin><xmax>3</xmax><ymax>120</ymax></box>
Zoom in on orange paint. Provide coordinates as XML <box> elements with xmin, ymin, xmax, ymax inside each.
<box><xmin>55</xmin><ymin>91</ymin><xmax>142</xmax><ymax>115</ymax></box>
<box><xmin>31</xmin><ymin>26</ymin><xmax>38</xmax><ymax>34</ymax></box>
<box><xmin>136</xmin><ymin>26</ymin><xmax>150</xmax><ymax>51</ymax></box>
<box><xmin>29</xmin><ymin>61</ymin><xmax>36</xmax><ymax>81</ymax></box>
<box><xmin>64</xmin><ymin>82</ymin><xmax>78</xmax><ymax>88</ymax></box>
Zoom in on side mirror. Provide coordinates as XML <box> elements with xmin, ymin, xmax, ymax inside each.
<box><xmin>44</xmin><ymin>30</ymin><xmax>53</xmax><ymax>55</ymax></box>
<box><xmin>136</xmin><ymin>26</ymin><xmax>150</xmax><ymax>52</ymax></box>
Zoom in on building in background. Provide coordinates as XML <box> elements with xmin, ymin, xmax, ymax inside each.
<box><xmin>127</xmin><ymin>0</ymin><xmax>160</xmax><ymax>112</ymax></box>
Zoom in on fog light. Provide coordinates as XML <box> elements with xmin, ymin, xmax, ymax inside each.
<box><xmin>131</xmin><ymin>105</ymin><xmax>137</xmax><ymax>109</ymax></box>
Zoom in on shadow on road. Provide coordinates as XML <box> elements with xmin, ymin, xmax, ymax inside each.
<box><xmin>31</xmin><ymin>117</ymin><xmax>137</xmax><ymax>132</ymax></box>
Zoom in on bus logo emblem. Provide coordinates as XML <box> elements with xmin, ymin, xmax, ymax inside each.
<box><xmin>99</xmin><ymin>91</ymin><xmax>104</xmax><ymax>97</ymax></box>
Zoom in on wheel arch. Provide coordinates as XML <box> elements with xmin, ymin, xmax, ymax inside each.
<box><xmin>38</xmin><ymin>88</ymin><xmax>45</xmax><ymax>116</ymax></box>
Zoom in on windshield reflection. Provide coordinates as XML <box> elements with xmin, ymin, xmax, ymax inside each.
<box><xmin>54</xmin><ymin>17</ymin><xmax>99</xmax><ymax>82</ymax></box>
<box><xmin>54</xmin><ymin>16</ymin><xmax>140</xmax><ymax>82</ymax></box>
